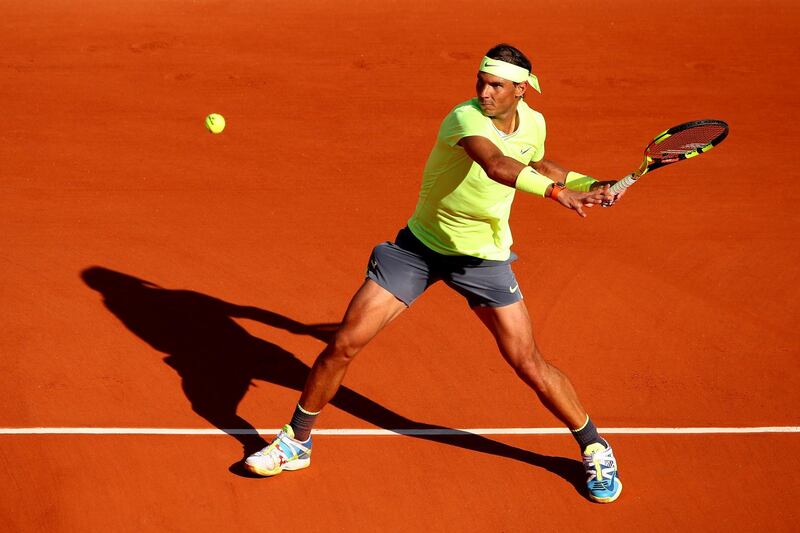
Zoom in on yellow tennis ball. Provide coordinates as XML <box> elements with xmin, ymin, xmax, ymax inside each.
<box><xmin>205</xmin><ymin>113</ymin><xmax>225</xmax><ymax>134</ymax></box>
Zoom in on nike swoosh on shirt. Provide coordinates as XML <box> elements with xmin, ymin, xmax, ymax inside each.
<box><xmin>520</xmin><ymin>147</ymin><xmax>532</xmax><ymax>154</ymax></box>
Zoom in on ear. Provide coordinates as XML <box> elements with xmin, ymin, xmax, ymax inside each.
<box><xmin>515</xmin><ymin>82</ymin><xmax>526</xmax><ymax>99</ymax></box>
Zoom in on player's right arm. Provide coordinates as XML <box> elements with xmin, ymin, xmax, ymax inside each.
<box><xmin>458</xmin><ymin>135</ymin><xmax>609</xmax><ymax>217</ymax></box>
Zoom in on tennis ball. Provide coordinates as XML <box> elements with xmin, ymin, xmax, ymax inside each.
<box><xmin>205</xmin><ymin>113</ymin><xmax>225</xmax><ymax>134</ymax></box>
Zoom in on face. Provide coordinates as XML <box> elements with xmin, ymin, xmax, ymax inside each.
<box><xmin>475</xmin><ymin>71</ymin><xmax>525</xmax><ymax>118</ymax></box>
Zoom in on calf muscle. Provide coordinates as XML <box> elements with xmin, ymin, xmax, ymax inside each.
<box><xmin>299</xmin><ymin>280</ymin><xmax>406</xmax><ymax>412</ymax></box>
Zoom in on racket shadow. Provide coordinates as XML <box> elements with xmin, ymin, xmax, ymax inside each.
<box><xmin>80</xmin><ymin>266</ymin><xmax>585</xmax><ymax>496</ymax></box>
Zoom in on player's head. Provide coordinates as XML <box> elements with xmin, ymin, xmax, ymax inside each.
<box><xmin>476</xmin><ymin>44</ymin><xmax>539</xmax><ymax>118</ymax></box>
<box><xmin>486</xmin><ymin>44</ymin><xmax>532</xmax><ymax>77</ymax></box>
<box><xmin>81</xmin><ymin>266</ymin><xmax>161</xmax><ymax>295</ymax></box>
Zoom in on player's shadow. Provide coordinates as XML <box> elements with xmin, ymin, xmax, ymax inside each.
<box><xmin>81</xmin><ymin>266</ymin><xmax>585</xmax><ymax>494</ymax></box>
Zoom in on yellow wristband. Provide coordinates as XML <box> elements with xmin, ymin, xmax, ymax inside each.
<box><xmin>565</xmin><ymin>171</ymin><xmax>598</xmax><ymax>192</ymax></box>
<box><xmin>515</xmin><ymin>166</ymin><xmax>553</xmax><ymax>197</ymax></box>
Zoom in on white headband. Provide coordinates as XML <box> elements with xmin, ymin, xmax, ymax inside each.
<box><xmin>479</xmin><ymin>56</ymin><xmax>541</xmax><ymax>93</ymax></box>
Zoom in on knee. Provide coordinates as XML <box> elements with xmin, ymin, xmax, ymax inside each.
<box><xmin>323</xmin><ymin>331</ymin><xmax>364</xmax><ymax>364</ymax></box>
<box><xmin>508</xmin><ymin>348</ymin><xmax>549</xmax><ymax>391</ymax></box>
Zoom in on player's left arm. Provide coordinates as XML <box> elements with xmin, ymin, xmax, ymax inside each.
<box><xmin>530</xmin><ymin>159</ymin><xmax>624</xmax><ymax>201</ymax></box>
<box><xmin>530</xmin><ymin>159</ymin><xmax>616</xmax><ymax>191</ymax></box>
<box><xmin>459</xmin><ymin>135</ymin><xmax>611</xmax><ymax>217</ymax></box>
<box><xmin>227</xmin><ymin>304</ymin><xmax>339</xmax><ymax>344</ymax></box>
<box><xmin>529</xmin><ymin>158</ymin><xmax>567</xmax><ymax>183</ymax></box>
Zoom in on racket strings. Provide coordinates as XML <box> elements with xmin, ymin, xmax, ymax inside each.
<box><xmin>648</xmin><ymin>124</ymin><xmax>727</xmax><ymax>159</ymax></box>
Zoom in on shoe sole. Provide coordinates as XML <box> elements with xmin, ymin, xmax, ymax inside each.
<box><xmin>244</xmin><ymin>458</ymin><xmax>311</xmax><ymax>477</ymax></box>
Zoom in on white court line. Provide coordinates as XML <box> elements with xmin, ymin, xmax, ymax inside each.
<box><xmin>0</xmin><ymin>426</ymin><xmax>798</xmax><ymax>436</ymax></box>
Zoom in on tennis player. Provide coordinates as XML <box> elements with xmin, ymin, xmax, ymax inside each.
<box><xmin>246</xmin><ymin>43</ymin><xmax>623</xmax><ymax>503</ymax></box>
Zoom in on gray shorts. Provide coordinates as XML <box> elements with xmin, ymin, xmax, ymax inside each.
<box><xmin>366</xmin><ymin>227</ymin><xmax>523</xmax><ymax>308</ymax></box>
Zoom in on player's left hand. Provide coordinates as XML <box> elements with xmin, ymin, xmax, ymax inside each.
<box><xmin>556</xmin><ymin>186</ymin><xmax>612</xmax><ymax>217</ymax></box>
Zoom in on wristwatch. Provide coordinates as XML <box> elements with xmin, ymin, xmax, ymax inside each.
<box><xmin>548</xmin><ymin>181</ymin><xmax>566</xmax><ymax>199</ymax></box>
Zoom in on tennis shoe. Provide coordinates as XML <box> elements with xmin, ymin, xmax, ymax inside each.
<box><xmin>582</xmin><ymin>442</ymin><xmax>622</xmax><ymax>503</ymax></box>
<box><xmin>244</xmin><ymin>424</ymin><xmax>312</xmax><ymax>476</ymax></box>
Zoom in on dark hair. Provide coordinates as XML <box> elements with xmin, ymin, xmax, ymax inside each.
<box><xmin>485</xmin><ymin>43</ymin><xmax>531</xmax><ymax>72</ymax></box>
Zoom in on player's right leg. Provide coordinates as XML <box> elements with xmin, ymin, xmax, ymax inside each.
<box><xmin>244</xmin><ymin>280</ymin><xmax>406</xmax><ymax>477</ymax></box>
<box><xmin>245</xmin><ymin>232</ymin><xmax>431</xmax><ymax>477</ymax></box>
<box><xmin>299</xmin><ymin>279</ymin><xmax>408</xmax><ymax>413</ymax></box>
<box><xmin>298</xmin><ymin>230</ymin><xmax>433</xmax><ymax>415</ymax></box>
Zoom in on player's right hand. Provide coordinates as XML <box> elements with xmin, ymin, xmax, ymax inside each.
<box><xmin>593</xmin><ymin>180</ymin><xmax>626</xmax><ymax>207</ymax></box>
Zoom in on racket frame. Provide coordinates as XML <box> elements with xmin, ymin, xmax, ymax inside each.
<box><xmin>606</xmin><ymin>119</ymin><xmax>729</xmax><ymax>201</ymax></box>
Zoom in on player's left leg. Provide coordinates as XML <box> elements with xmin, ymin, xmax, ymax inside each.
<box><xmin>472</xmin><ymin>301</ymin><xmax>622</xmax><ymax>503</ymax></box>
<box><xmin>473</xmin><ymin>301</ymin><xmax>587</xmax><ymax>427</ymax></box>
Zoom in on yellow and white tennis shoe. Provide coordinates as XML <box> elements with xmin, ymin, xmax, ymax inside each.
<box><xmin>244</xmin><ymin>424</ymin><xmax>312</xmax><ymax>477</ymax></box>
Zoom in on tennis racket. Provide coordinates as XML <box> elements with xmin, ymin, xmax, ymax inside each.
<box><xmin>604</xmin><ymin>119</ymin><xmax>729</xmax><ymax>206</ymax></box>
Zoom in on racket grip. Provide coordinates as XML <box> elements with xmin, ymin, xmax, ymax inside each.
<box><xmin>609</xmin><ymin>173</ymin><xmax>638</xmax><ymax>196</ymax></box>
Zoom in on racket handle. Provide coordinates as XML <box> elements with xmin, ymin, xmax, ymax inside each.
<box><xmin>601</xmin><ymin>172</ymin><xmax>638</xmax><ymax>208</ymax></box>
<box><xmin>609</xmin><ymin>173</ymin><xmax>638</xmax><ymax>196</ymax></box>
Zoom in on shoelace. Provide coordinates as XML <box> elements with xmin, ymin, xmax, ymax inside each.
<box><xmin>582</xmin><ymin>446</ymin><xmax>617</xmax><ymax>483</ymax></box>
<box><xmin>253</xmin><ymin>434</ymin><xmax>294</xmax><ymax>466</ymax></box>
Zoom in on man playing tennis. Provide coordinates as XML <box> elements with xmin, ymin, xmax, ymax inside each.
<box><xmin>246</xmin><ymin>43</ymin><xmax>623</xmax><ymax>503</ymax></box>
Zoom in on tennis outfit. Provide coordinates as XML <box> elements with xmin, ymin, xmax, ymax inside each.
<box><xmin>248</xmin><ymin>92</ymin><xmax>622</xmax><ymax>504</ymax></box>
<box><xmin>367</xmin><ymin>98</ymin><xmax>547</xmax><ymax>307</ymax></box>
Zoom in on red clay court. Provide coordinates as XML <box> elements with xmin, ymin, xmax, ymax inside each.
<box><xmin>2</xmin><ymin>0</ymin><xmax>799</xmax><ymax>531</ymax></box>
